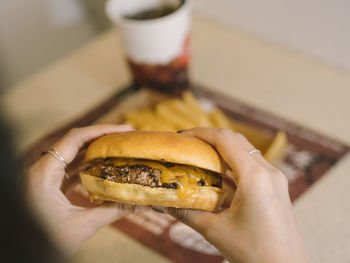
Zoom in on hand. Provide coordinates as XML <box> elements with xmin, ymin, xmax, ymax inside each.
<box><xmin>168</xmin><ymin>128</ymin><xmax>309</xmax><ymax>263</ymax></box>
<box><xmin>24</xmin><ymin>125</ymin><xmax>146</xmax><ymax>257</ymax></box>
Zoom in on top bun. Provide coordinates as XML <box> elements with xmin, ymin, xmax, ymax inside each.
<box><xmin>85</xmin><ymin>131</ymin><xmax>225</xmax><ymax>174</ymax></box>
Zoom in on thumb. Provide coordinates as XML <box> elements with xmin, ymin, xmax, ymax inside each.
<box><xmin>166</xmin><ymin>207</ymin><xmax>216</xmax><ymax>233</ymax></box>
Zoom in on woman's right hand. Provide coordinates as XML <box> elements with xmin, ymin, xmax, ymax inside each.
<box><xmin>168</xmin><ymin>128</ymin><xmax>309</xmax><ymax>263</ymax></box>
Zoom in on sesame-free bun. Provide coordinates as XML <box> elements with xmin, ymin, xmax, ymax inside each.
<box><xmin>80</xmin><ymin>172</ymin><xmax>226</xmax><ymax>211</ymax></box>
<box><xmin>81</xmin><ymin>131</ymin><xmax>227</xmax><ymax>211</ymax></box>
<box><xmin>85</xmin><ymin>131</ymin><xmax>225</xmax><ymax>174</ymax></box>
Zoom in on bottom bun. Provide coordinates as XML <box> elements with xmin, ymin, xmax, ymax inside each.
<box><xmin>80</xmin><ymin>172</ymin><xmax>226</xmax><ymax>211</ymax></box>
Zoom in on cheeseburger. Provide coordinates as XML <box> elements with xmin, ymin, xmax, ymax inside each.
<box><xmin>80</xmin><ymin>131</ymin><xmax>226</xmax><ymax>211</ymax></box>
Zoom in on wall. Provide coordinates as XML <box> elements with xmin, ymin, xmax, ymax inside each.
<box><xmin>194</xmin><ymin>0</ymin><xmax>350</xmax><ymax>71</ymax></box>
<box><xmin>1</xmin><ymin>0</ymin><xmax>349</xmax><ymax>91</ymax></box>
<box><xmin>0</xmin><ymin>0</ymin><xmax>97</xmax><ymax>90</ymax></box>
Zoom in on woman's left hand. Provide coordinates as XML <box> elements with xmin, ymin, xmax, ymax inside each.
<box><xmin>24</xmin><ymin>125</ymin><xmax>145</xmax><ymax>256</ymax></box>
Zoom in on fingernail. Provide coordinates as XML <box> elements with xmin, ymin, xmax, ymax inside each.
<box><xmin>176</xmin><ymin>129</ymin><xmax>185</xmax><ymax>133</ymax></box>
<box><xmin>152</xmin><ymin>205</ymin><xmax>167</xmax><ymax>213</ymax></box>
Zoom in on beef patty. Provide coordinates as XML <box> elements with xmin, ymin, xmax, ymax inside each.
<box><xmin>85</xmin><ymin>159</ymin><xmax>221</xmax><ymax>189</ymax></box>
<box><xmin>86</xmin><ymin>163</ymin><xmax>178</xmax><ymax>189</ymax></box>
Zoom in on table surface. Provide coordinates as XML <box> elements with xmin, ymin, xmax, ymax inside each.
<box><xmin>2</xmin><ymin>16</ymin><xmax>350</xmax><ymax>263</ymax></box>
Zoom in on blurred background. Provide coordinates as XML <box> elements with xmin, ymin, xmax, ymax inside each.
<box><xmin>1</xmin><ymin>2</ymin><xmax>350</xmax><ymax>263</ymax></box>
<box><xmin>1</xmin><ymin>0</ymin><xmax>350</xmax><ymax>91</ymax></box>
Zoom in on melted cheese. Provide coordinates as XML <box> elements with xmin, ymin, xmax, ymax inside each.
<box><xmin>98</xmin><ymin>158</ymin><xmax>221</xmax><ymax>199</ymax></box>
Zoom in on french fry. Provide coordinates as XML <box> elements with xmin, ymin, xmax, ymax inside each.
<box><xmin>182</xmin><ymin>91</ymin><xmax>203</xmax><ymax>112</ymax></box>
<box><xmin>210</xmin><ymin>108</ymin><xmax>235</xmax><ymax>130</ymax></box>
<box><xmin>230</xmin><ymin>119</ymin><xmax>273</xmax><ymax>153</ymax></box>
<box><xmin>125</xmin><ymin>109</ymin><xmax>176</xmax><ymax>131</ymax></box>
<box><xmin>182</xmin><ymin>92</ymin><xmax>212</xmax><ymax>126</ymax></box>
<box><xmin>263</xmin><ymin>131</ymin><xmax>288</xmax><ymax>163</ymax></box>
<box><xmin>122</xmin><ymin>91</ymin><xmax>288</xmax><ymax>164</ymax></box>
<box><xmin>139</xmin><ymin>122</ymin><xmax>177</xmax><ymax>131</ymax></box>
<box><xmin>167</xmin><ymin>99</ymin><xmax>211</xmax><ymax>126</ymax></box>
<box><xmin>156</xmin><ymin>101</ymin><xmax>196</xmax><ymax>130</ymax></box>
<box><xmin>231</xmin><ymin>120</ymin><xmax>287</xmax><ymax>163</ymax></box>
<box><xmin>124</xmin><ymin>109</ymin><xmax>154</xmax><ymax>129</ymax></box>
<box><xmin>169</xmin><ymin>99</ymin><xmax>199</xmax><ymax>125</ymax></box>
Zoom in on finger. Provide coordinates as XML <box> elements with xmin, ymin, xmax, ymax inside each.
<box><xmin>167</xmin><ymin>207</ymin><xmax>217</xmax><ymax>233</ymax></box>
<box><xmin>231</xmin><ymin>131</ymin><xmax>278</xmax><ymax>172</ymax></box>
<box><xmin>181</xmin><ymin>127</ymin><xmax>259</xmax><ymax>183</ymax></box>
<box><xmin>42</xmin><ymin>124</ymin><xmax>133</xmax><ymax>186</ymax></box>
<box><xmin>54</xmin><ymin>124</ymin><xmax>134</xmax><ymax>165</ymax></box>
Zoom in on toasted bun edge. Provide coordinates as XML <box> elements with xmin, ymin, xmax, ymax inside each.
<box><xmin>84</xmin><ymin>131</ymin><xmax>225</xmax><ymax>174</ymax></box>
<box><xmin>80</xmin><ymin>172</ymin><xmax>226</xmax><ymax>211</ymax></box>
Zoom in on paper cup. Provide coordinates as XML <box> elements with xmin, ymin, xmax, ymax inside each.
<box><xmin>106</xmin><ymin>0</ymin><xmax>192</xmax><ymax>92</ymax></box>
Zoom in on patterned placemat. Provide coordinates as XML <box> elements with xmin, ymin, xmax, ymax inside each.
<box><xmin>22</xmin><ymin>85</ymin><xmax>349</xmax><ymax>263</ymax></box>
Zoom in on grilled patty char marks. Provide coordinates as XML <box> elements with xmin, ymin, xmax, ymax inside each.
<box><xmin>100</xmin><ymin>164</ymin><xmax>166</xmax><ymax>187</ymax></box>
<box><xmin>85</xmin><ymin>160</ymin><xmax>221</xmax><ymax>189</ymax></box>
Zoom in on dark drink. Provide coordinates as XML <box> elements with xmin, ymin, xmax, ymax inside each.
<box><xmin>107</xmin><ymin>0</ymin><xmax>191</xmax><ymax>93</ymax></box>
<box><xmin>124</xmin><ymin>2</ymin><xmax>183</xmax><ymax>20</ymax></box>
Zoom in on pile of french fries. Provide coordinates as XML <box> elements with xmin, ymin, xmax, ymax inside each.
<box><xmin>123</xmin><ymin>91</ymin><xmax>287</xmax><ymax>163</ymax></box>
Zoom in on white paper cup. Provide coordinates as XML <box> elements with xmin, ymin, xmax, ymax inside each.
<box><xmin>106</xmin><ymin>0</ymin><xmax>192</xmax><ymax>92</ymax></box>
